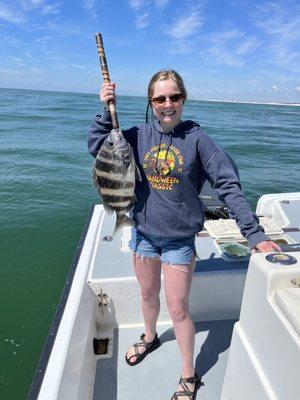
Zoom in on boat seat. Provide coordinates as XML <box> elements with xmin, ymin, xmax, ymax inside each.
<box><xmin>274</xmin><ymin>287</ymin><xmax>300</xmax><ymax>336</ymax></box>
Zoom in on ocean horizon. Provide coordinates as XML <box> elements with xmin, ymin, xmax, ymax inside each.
<box><xmin>1</xmin><ymin>86</ymin><xmax>299</xmax><ymax>107</ymax></box>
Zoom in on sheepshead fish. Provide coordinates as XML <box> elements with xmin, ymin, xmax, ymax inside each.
<box><xmin>93</xmin><ymin>129</ymin><xmax>141</xmax><ymax>236</ymax></box>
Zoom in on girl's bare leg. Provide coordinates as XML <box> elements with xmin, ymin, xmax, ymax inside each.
<box><xmin>163</xmin><ymin>259</ymin><xmax>196</xmax><ymax>396</ymax></box>
<box><xmin>126</xmin><ymin>254</ymin><xmax>162</xmax><ymax>363</ymax></box>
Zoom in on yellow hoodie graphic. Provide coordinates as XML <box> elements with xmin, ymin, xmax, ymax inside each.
<box><xmin>143</xmin><ymin>143</ymin><xmax>184</xmax><ymax>191</ymax></box>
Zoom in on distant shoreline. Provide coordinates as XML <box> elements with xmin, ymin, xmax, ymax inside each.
<box><xmin>192</xmin><ymin>98</ymin><xmax>300</xmax><ymax>107</ymax></box>
<box><xmin>1</xmin><ymin>86</ymin><xmax>300</xmax><ymax>107</ymax></box>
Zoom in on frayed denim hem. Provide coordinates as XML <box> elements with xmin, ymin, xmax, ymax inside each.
<box><xmin>132</xmin><ymin>251</ymin><xmax>161</xmax><ymax>261</ymax></box>
<box><xmin>161</xmin><ymin>252</ymin><xmax>197</xmax><ymax>273</ymax></box>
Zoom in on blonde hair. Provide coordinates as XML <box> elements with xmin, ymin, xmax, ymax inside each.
<box><xmin>147</xmin><ymin>70</ymin><xmax>187</xmax><ymax>103</ymax></box>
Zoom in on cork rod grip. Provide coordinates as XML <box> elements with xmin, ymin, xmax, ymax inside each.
<box><xmin>95</xmin><ymin>33</ymin><xmax>119</xmax><ymax>129</ymax></box>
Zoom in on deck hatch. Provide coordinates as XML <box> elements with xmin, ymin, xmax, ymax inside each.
<box><xmin>93</xmin><ymin>338</ymin><xmax>109</xmax><ymax>355</ymax></box>
<box><xmin>266</xmin><ymin>253</ymin><xmax>297</xmax><ymax>265</ymax></box>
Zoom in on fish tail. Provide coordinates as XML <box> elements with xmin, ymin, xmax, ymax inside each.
<box><xmin>113</xmin><ymin>213</ymin><xmax>135</xmax><ymax>236</ymax></box>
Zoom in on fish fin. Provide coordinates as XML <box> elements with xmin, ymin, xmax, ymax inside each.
<box><xmin>135</xmin><ymin>165</ymin><xmax>142</xmax><ymax>181</ymax></box>
<box><xmin>113</xmin><ymin>213</ymin><xmax>135</xmax><ymax>237</ymax></box>
<box><xmin>92</xmin><ymin>163</ymin><xmax>101</xmax><ymax>196</ymax></box>
<box><xmin>102</xmin><ymin>202</ymin><xmax>114</xmax><ymax>215</ymax></box>
<box><xmin>92</xmin><ymin>164</ymin><xmax>114</xmax><ymax>214</ymax></box>
<box><xmin>124</xmin><ymin>156</ymin><xmax>131</xmax><ymax>169</ymax></box>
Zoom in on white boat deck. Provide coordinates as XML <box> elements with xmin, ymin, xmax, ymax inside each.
<box><xmin>93</xmin><ymin>320</ymin><xmax>236</xmax><ymax>400</ymax></box>
<box><xmin>27</xmin><ymin>193</ymin><xmax>300</xmax><ymax>400</ymax></box>
<box><xmin>86</xmin><ymin>210</ymin><xmax>247</xmax><ymax>399</ymax></box>
<box><xmin>88</xmin><ymin>196</ymin><xmax>300</xmax><ymax>399</ymax></box>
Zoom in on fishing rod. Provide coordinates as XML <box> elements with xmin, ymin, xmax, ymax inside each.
<box><xmin>95</xmin><ymin>33</ymin><xmax>119</xmax><ymax>130</ymax></box>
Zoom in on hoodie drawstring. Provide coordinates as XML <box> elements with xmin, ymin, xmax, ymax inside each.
<box><xmin>154</xmin><ymin>131</ymin><xmax>173</xmax><ymax>176</ymax></box>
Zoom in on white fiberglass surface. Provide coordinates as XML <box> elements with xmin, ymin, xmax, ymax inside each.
<box><xmin>93</xmin><ymin>319</ymin><xmax>236</xmax><ymax>400</ymax></box>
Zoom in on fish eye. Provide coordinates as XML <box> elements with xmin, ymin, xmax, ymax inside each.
<box><xmin>108</xmin><ymin>140</ymin><xmax>114</xmax><ymax>147</ymax></box>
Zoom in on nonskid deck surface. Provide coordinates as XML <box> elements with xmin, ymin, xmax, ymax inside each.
<box><xmin>93</xmin><ymin>319</ymin><xmax>236</xmax><ymax>400</ymax></box>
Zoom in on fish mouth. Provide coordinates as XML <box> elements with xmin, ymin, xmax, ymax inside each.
<box><xmin>109</xmin><ymin>129</ymin><xmax>123</xmax><ymax>143</ymax></box>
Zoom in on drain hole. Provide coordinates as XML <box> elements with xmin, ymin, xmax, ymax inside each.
<box><xmin>102</xmin><ymin>235</ymin><xmax>113</xmax><ymax>242</ymax></box>
<box><xmin>93</xmin><ymin>338</ymin><xmax>109</xmax><ymax>355</ymax></box>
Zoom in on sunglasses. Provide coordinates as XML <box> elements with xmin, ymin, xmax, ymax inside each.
<box><xmin>151</xmin><ymin>93</ymin><xmax>184</xmax><ymax>105</ymax></box>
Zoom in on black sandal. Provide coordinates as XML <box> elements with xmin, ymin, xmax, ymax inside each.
<box><xmin>171</xmin><ymin>373</ymin><xmax>203</xmax><ymax>400</ymax></box>
<box><xmin>125</xmin><ymin>333</ymin><xmax>160</xmax><ymax>366</ymax></box>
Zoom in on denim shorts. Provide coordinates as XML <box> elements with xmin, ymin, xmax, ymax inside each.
<box><xmin>129</xmin><ymin>227</ymin><xmax>196</xmax><ymax>266</ymax></box>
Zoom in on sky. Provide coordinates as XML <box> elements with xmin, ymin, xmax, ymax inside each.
<box><xmin>0</xmin><ymin>0</ymin><xmax>300</xmax><ymax>103</ymax></box>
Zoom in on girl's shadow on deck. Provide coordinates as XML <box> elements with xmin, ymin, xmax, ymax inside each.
<box><xmin>159</xmin><ymin>319</ymin><xmax>236</xmax><ymax>377</ymax></box>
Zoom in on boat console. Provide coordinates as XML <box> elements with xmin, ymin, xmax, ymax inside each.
<box><xmin>221</xmin><ymin>249</ymin><xmax>300</xmax><ymax>400</ymax></box>
<box><xmin>221</xmin><ymin>193</ymin><xmax>300</xmax><ymax>400</ymax></box>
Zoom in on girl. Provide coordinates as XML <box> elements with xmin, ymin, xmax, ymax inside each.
<box><xmin>88</xmin><ymin>70</ymin><xmax>280</xmax><ymax>400</ymax></box>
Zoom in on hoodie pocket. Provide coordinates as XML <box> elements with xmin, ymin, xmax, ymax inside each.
<box><xmin>145</xmin><ymin>196</ymin><xmax>203</xmax><ymax>236</ymax></box>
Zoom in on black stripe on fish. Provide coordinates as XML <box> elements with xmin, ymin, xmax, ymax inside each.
<box><xmin>101</xmin><ymin>151</ymin><xmax>129</xmax><ymax>161</ymax></box>
<box><xmin>97</xmin><ymin>176</ymin><xmax>135</xmax><ymax>190</ymax></box>
<box><xmin>97</xmin><ymin>147</ymin><xmax>130</xmax><ymax>161</ymax></box>
<box><xmin>102</xmin><ymin>194</ymin><xmax>134</xmax><ymax>204</ymax></box>
<box><xmin>95</xmin><ymin>159</ymin><xmax>130</xmax><ymax>174</ymax></box>
<box><xmin>106</xmin><ymin>203</ymin><xmax>134</xmax><ymax>212</ymax></box>
<box><xmin>98</xmin><ymin>147</ymin><xmax>113</xmax><ymax>159</ymax></box>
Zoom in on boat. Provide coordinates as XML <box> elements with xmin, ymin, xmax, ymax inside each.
<box><xmin>27</xmin><ymin>192</ymin><xmax>300</xmax><ymax>400</ymax></box>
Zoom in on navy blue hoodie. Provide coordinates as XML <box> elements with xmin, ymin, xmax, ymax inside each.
<box><xmin>88</xmin><ymin>108</ymin><xmax>269</xmax><ymax>249</ymax></box>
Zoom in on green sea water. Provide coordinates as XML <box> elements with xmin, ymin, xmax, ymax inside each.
<box><xmin>0</xmin><ymin>88</ymin><xmax>299</xmax><ymax>399</ymax></box>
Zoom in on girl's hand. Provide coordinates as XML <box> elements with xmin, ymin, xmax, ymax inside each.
<box><xmin>100</xmin><ymin>82</ymin><xmax>116</xmax><ymax>106</ymax></box>
<box><xmin>251</xmin><ymin>240</ymin><xmax>282</xmax><ymax>254</ymax></box>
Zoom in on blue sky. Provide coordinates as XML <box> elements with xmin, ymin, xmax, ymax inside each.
<box><xmin>0</xmin><ymin>0</ymin><xmax>300</xmax><ymax>102</ymax></box>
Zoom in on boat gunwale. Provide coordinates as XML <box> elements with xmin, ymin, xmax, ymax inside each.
<box><xmin>26</xmin><ymin>205</ymin><xmax>96</xmax><ymax>400</ymax></box>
